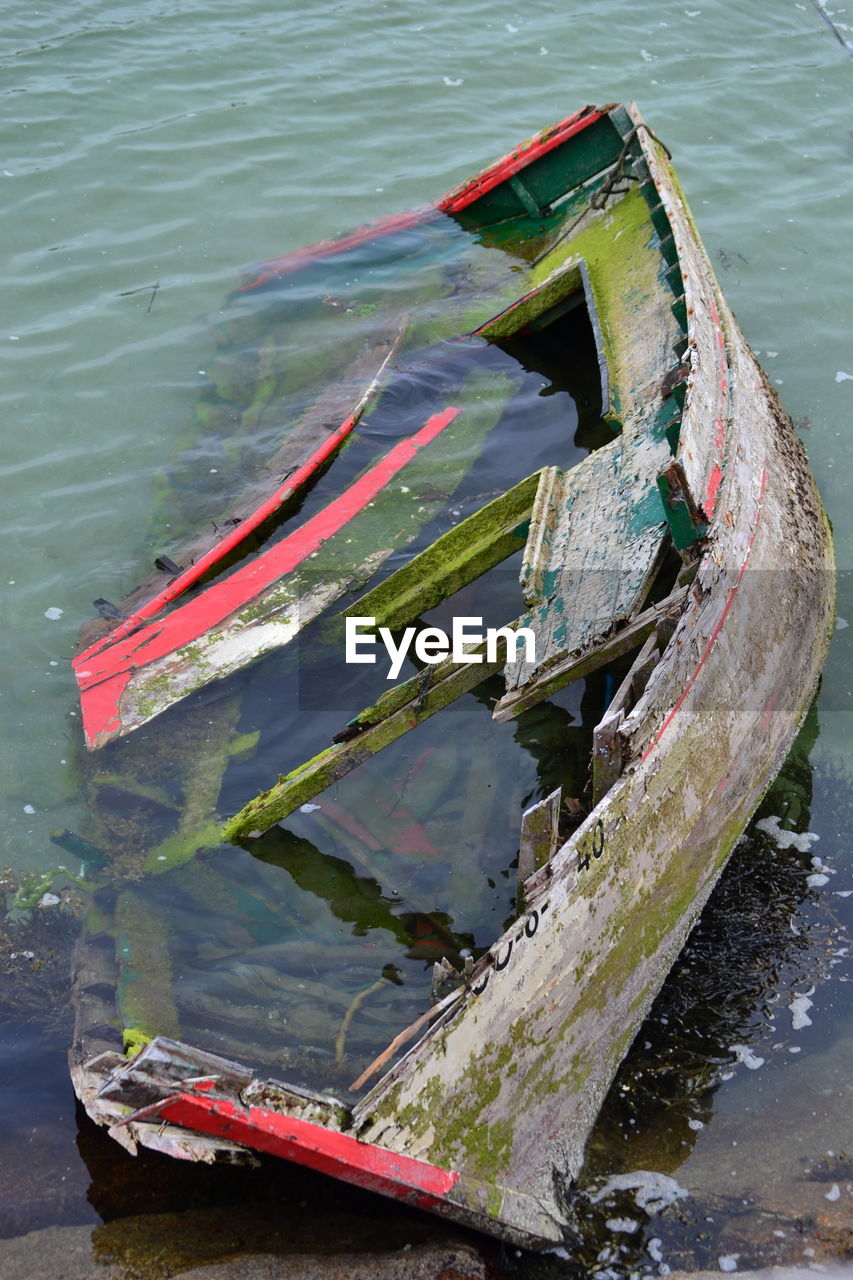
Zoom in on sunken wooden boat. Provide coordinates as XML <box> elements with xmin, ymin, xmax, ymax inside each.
<box><xmin>69</xmin><ymin>104</ymin><xmax>834</xmax><ymax>1249</ymax></box>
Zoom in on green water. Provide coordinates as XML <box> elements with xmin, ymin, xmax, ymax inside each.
<box><xmin>1</xmin><ymin>0</ymin><xmax>852</xmax><ymax>1270</ymax></box>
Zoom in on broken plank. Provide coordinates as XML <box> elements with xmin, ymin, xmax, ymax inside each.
<box><xmin>519</xmin><ymin>466</ymin><xmax>563</xmax><ymax>608</ymax></box>
<box><xmin>591</xmin><ymin>629</ymin><xmax>660</xmax><ymax>805</ymax></box>
<box><xmin>505</xmin><ymin>433</ymin><xmax>670</xmax><ymax>694</ymax></box>
<box><xmin>492</xmin><ymin>585</ymin><xmax>689</xmax><ymax>722</ymax></box>
<box><xmin>517</xmin><ymin>787</ymin><xmax>562</xmax><ymax>887</ymax></box>
<box><xmin>222</xmin><ymin>630</ymin><xmax>519</xmax><ymax>842</ymax></box>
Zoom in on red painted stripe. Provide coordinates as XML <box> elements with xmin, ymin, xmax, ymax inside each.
<box><xmin>437</xmin><ymin>108</ymin><xmax>603</xmax><ymax>215</ymax></box>
<box><xmin>156</xmin><ymin>1092</ymin><xmax>459</xmax><ymax>1209</ymax></box>
<box><xmin>705</xmin><ymin>462</ymin><xmax>724</xmax><ymax>514</ymax></box>
<box><xmin>642</xmin><ymin>468</ymin><xmax>766</xmax><ymax>762</ymax></box>
<box><xmin>79</xmin><ymin>402</ymin><xmax>379</xmax><ymax>664</ymax></box>
<box><xmin>702</xmin><ymin>297</ymin><xmax>729</xmax><ymax>517</ymax></box>
<box><xmin>81</xmin><ymin>669</ymin><xmax>133</xmax><ymax>746</ymax></box>
<box><xmin>239</xmin><ymin>207</ymin><xmax>436</xmax><ymax>293</ymax></box>
<box><xmin>75</xmin><ymin>408</ymin><xmax>461</xmax><ymax>747</ymax></box>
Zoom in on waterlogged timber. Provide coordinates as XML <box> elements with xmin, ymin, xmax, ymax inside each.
<box><xmin>70</xmin><ymin>104</ymin><xmax>834</xmax><ymax>1251</ymax></box>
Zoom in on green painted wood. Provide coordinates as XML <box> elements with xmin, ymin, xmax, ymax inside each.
<box><xmin>656</xmin><ymin>461</ymin><xmax>709</xmax><ymax>550</ymax></box>
<box><xmin>451</xmin><ymin>116</ymin><xmax>626</xmax><ymax>230</ymax></box>
<box><xmin>492</xmin><ymin>181</ymin><xmax>684</xmax><ymax>716</ymax></box>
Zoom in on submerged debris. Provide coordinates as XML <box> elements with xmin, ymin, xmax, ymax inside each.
<box><xmin>0</xmin><ymin>870</ymin><xmax>79</xmax><ymax>1031</ymax></box>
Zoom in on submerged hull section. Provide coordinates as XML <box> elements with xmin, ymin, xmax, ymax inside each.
<box><xmin>71</xmin><ymin>104</ymin><xmax>834</xmax><ymax>1249</ymax></box>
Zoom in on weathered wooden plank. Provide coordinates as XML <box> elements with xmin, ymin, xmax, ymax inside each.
<box><xmin>630</xmin><ymin>104</ymin><xmax>729</xmax><ymax>523</ymax></box>
<box><xmin>657</xmin><ymin>457</ymin><xmax>709</xmax><ymax>550</ymax></box>
<box><xmin>591</xmin><ymin>630</ymin><xmax>659</xmax><ymax>804</ymax></box>
<box><xmin>438</xmin><ymin>107</ymin><xmax>618</xmax><ymax>226</ymax></box>
<box><xmin>98</xmin><ymin>1037</ymin><xmax>254</xmax><ymax>1110</ymax></box>
<box><xmin>493</xmin><ymin>585</ymin><xmax>689</xmax><ymax>722</ymax></box>
<box><xmin>498</xmin><ymin>436</ymin><xmax>670</xmax><ymax>700</ymax></box>
<box><xmin>344</xmin><ymin>469</ymin><xmax>540</xmax><ymax>631</ymax></box>
<box><xmin>518</xmin><ymin>466</ymin><xmax>562</xmax><ymax>607</ymax></box>
<box><xmin>497</xmin><ymin>181</ymin><xmax>683</xmax><ymax>709</ymax></box>
<box><xmin>517</xmin><ymin>788</ymin><xmax>562</xmax><ymax>886</ymax></box>
<box><xmin>347</xmin><ymin>114</ymin><xmax>833</xmax><ymax>1251</ymax></box>
<box><xmin>222</xmin><ymin>631</ymin><xmax>512</xmax><ymax>842</ymax></box>
<box><xmin>472</xmin><ymin>266</ymin><xmax>584</xmax><ymax>343</ymax></box>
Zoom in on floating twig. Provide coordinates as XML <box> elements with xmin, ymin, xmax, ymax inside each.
<box><xmin>349</xmin><ymin>986</ymin><xmax>463</xmax><ymax>1090</ymax></box>
<box><xmin>118</xmin><ymin>282</ymin><xmax>162</xmax><ymax>310</ymax></box>
<box><xmin>809</xmin><ymin>0</ymin><xmax>853</xmax><ymax>52</ymax></box>
<box><xmin>335</xmin><ymin>978</ymin><xmax>387</xmax><ymax>1066</ymax></box>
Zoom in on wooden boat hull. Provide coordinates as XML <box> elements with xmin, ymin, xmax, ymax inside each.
<box><xmin>71</xmin><ymin>104</ymin><xmax>834</xmax><ymax>1250</ymax></box>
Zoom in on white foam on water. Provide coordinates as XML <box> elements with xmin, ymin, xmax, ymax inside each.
<box><xmin>790</xmin><ymin>992</ymin><xmax>814</xmax><ymax>1029</ymax></box>
<box><xmin>731</xmin><ymin>1043</ymin><xmax>765</xmax><ymax>1069</ymax></box>
<box><xmin>648</xmin><ymin>1238</ymin><xmax>664</xmax><ymax>1262</ymax></box>
<box><xmin>592</xmin><ymin>1170</ymin><xmax>689</xmax><ymax>1213</ymax></box>
<box><xmin>605</xmin><ymin>1217</ymin><xmax>641</xmax><ymax>1233</ymax></box>
<box><xmin>755</xmin><ymin>815</ymin><xmax>819</xmax><ymax>852</ymax></box>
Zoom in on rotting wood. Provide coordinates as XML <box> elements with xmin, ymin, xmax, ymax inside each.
<box><xmin>71</xmin><ymin>103</ymin><xmax>836</xmax><ymax>1252</ymax></box>
<box><xmin>590</xmin><ymin>706</ymin><xmax>624</xmax><ymax>807</ymax></box>
<box><xmin>657</xmin><ymin>458</ymin><xmax>709</xmax><ymax>551</ymax></box>
<box><xmin>342</xmin><ymin>470</ymin><xmax>540</xmax><ymax>631</ymax></box>
<box><xmin>517</xmin><ymin>788</ymin><xmax>562</xmax><ymax>888</ymax></box>
<box><xmin>346</xmin><ymin>115</ymin><xmax>833</xmax><ymax>1251</ymax></box>
<box><xmin>591</xmin><ymin>630</ymin><xmax>659</xmax><ymax>804</ymax></box>
<box><xmin>500</xmin><ymin>180</ymin><xmax>683</xmax><ymax>703</ymax></box>
<box><xmin>222</xmin><ymin>629</ymin><xmax>515</xmax><ymax>842</ymax></box>
<box><xmin>97</xmin><ymin>1037</ymin><xmax>254</xmax><ymax>1111</ymax></box>
<box><xmin>519</xmin><ymin>467</ymin><xmax>563</xmax><ymax>607</ymax></box>
<box><xmin>493</xmin><ymin>584</ymin><xmax>689</xmax><ymax>722</ymax></box>
<box><xmin>503</xmin><ymin>438</ymin><xmax>669</xmax><ymax>697</ymax></box>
